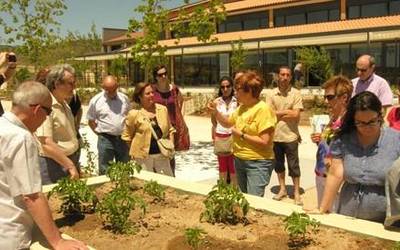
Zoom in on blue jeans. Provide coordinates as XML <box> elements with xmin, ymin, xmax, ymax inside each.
<box><xmin>234</xmin><ymin>157</ymin><xmax>274</xmax><ymax>197</ymax></box>
<box><xmin>97</xmin><ymin>133</ymin><xmax>129</xmax><ymax>175</ymax></box>
<box><xmin>40</xmin><ymin>151</ymin><xmax>80</xmax><ymax>185</ymax></box>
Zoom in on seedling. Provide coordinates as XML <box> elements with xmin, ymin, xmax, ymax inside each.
<box><xmin>107</xmin><ymin>160</ymin><xmax>142</xmax><ymax>189</ymax></box>
<box><xmin>200</xmin><ymin>180</ymin><xmax>249</xmax><ymax>224</ymax></box>
<box><xmin>48</xmin><ymin>177</ymin><xmax>97</xmax><ymax>216</ymax></box>
<box><xmin>80</xmin><ymin>133</ymin><xmax>96</xmax><ymax>177</ymax></box>
<box><xmin>393</xmin><ymin>241</ymin><xmax>400</xmax><ymax>250</ymax></box>
<box><xmin>185</xmin><ymin>227</ymin><xmax>207</xmax><ymax>249</ymax></box>
<box><xmin>97</xmin><ymin>187</ymin><xmax>146</xmax><ymax>234</ymax></box>
<box><xmin>284</xmin><ymin>212</ymin><xmax>320</xmax><ymax>248</ymax></box>
<box><xmin>143</xmin><ymin>180</ymin><xmax>165</xmax><ymax>202</ymax></box>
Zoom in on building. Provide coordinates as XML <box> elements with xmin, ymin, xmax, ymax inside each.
<box><xmin>77</xmin><ymin>0</ymin><xmax>400</xmax><ymax>87</ymax></box>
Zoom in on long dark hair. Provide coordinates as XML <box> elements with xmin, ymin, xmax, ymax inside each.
<box><xmin>217</xmin><ymin>76</ymin><xmax>234</xmax><ymax>98</ymax></box>
<box><xmin>336</xmin><ymin>91</ymin><xmax>382</xmax><ymax>137</ymax></box>
<box><xmin>152</xmin><ymin>65</ymin><xmax>166</xmax><ymax>83</ymax></box>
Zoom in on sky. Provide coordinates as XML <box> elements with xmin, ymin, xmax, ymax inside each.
<box><xmin>0</xmin><ymin>0</ymin><xmax>184</xmax><ymax>43</ymax></box>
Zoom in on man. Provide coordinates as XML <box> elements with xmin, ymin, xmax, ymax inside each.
<box><xmin>352</xmin><ymin>54</ymin><xmax>393</xmax><ymax>109</ymax></box>
<box><xmin>266</xmin><ymin>66</ymin><xmax>303</xmax><ymax>205</ymax></box>
<box><xmin>87</xmin><ymin>75</ymin><xmax>130</xmax><ymax>175</ymax></box>
<box><xmin>0</xmin><ymin>81</ymin><xmax>87</xmax><ymax>250</ymax></box>
<box><xmin>0</xmin><ymin>52</ymin><xmax>17</xmax><ymax>115</ymax></box>
<box><xmin>36</xmin><ymin>64</ymin><xmax>80</xmax><ymax>184</ymax></box>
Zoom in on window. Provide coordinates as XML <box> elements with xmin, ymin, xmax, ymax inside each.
<box><xmin>226</xmin><ymin>21</ymin><xmax>242</xmax><ymax>32</ymax></box>
<box><xmin>390</xmin><ymin>0</ymin><xmax>400</xmax><ymax>15</ymax></box>
<box><xmin>274</xmin><ymin>16</ymin><xmax>285</xmax><ymax>27</ymax></box>
<box><xmin>176</xmin><ymin>54</ymin><xmax>219</xmax><ymax>86</ymax></box>
<box><xmin>218</xmin><ymin>12</ymin><xmax>268</xmax><ymax>33</ymax></box>
<box><xmin>385</xmin><ymin>43</ymin><xmax>398</xmax><ymax>68</ymax></box>
<box><xmin>329</xmin><ymin>9</ymin><xmax>340</xmax><ymax>21</ymax></box>
<box><xmin>285</xmin><ymin>13</ymin><xmax>306</xmax><ymax>25</ymax></box>
<box><xmin>361</xmin><ymin>3</ymin><xmax>388</xmax><ymax>17</ymax></box>
<box><xmin>308</xmin><ymin>10</ymin><xmax>329</xmax><ymax>23</ymax></box>
<box><xmin>263</xmin><ymin>49</ymin><xmax>288</xmax><ymax>87</ymax></box>
<box><xmin>348</xmin><ymin>5</ymin><xmax>360</xmax><ymax>19</ymax></box>
<box><xmin>243</xmin><ymin>19</ymin><xmax>260</xmax><ymax>30</ymax></box>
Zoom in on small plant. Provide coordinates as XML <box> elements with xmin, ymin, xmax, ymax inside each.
<box><xmin>393</xmin><ymin>241</ymin><xmax>400</xmax><ymax>250</ymax></box>
<box><xmin>200</xmin><ymin>180</ymin><xmax>249</xmax><ymax>224</ymax></box>
<box><xmin>80</xmin><ymin>133</ymin><xmax>96</xmax><ymax>176</ymax></box>
<box><xmin>143</xmin><ymin>180</ymin><xmax>165</xmax><ymax>202</ymax></box>
<box><xmin>96</xmin><ymin>187</ymin><xmax>146</xmax><ymax>234</ymax></box>
<box><xmin>185</xmin><ymin>227</ymin><xmax>207</xmax><ymax>249</ymax></box>
<box><xmin>48</xmin><ymin>177</ymin><xmax>97</xmax><ymax>216</ymax></box>
<box><xmin>107</xmin><ymin>160</ymin><xmax>142</xmax><ymax>189</ymax></box>
<box><xmin>284</xmin><ymin>212</ymin><xmax>320</xmax><ymax>248</ymax></box>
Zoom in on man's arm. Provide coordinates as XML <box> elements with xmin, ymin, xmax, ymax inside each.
<box><xmin>37</xmin><ymin>137</ymin><xmax>79</xmax><ymax>179</ymax></box>
<box><xmin>88</xmin><ymin>120</ymin><xmax>98</xmax><ymax>135</ymax></box>
<box><xmin>275</xmin><ymin>108</ymin><xmax>301</xmax><ymax>122</ymax></box>
<box><xmin>23</xmin><ymin>192</ymin><xmax>88</xmax><ymax>250</ymax></box>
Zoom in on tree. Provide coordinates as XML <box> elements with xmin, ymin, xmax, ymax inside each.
<box><xmin>108</xmin><ymin>56</ymin><xmax>127</xmax><ymax>84</ymax></box>
<box><xmin>128</xmin><ymin>0</ymin><xmax>226</xmax><ymax>82</ymax></box>
<box><xmin>230</xmin><ymin>39</ymin><xmax>247</xmax><ymax>74</ymax></box>
<box><xmin>295</xmin><ymin>46</ymin><xmax>333</xmax><ymax>86</ymax></box>
<box><xmin>0</xmin><ymin>0</ymin><xmax>67</xmax><ymax>69</ymax></box>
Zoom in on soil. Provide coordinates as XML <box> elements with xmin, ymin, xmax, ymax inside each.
<box><xmin>48</xmin><ymin>179</ymin><xmax>395</xmax><ymax>250</ymax></box>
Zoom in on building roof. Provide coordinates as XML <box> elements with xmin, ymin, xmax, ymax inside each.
<box><xmin>103</xmin><ymin>31</ymin><xmax>144</xmax><ymax>45</ymax></box>
<box><xmin>158</xmin><ymin>15</ymin><xmax>400</xmax><ymax>48</ymax></box>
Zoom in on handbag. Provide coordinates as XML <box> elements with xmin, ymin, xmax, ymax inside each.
<box><xmin>214</xmin><ymin>134</ymin><xmax>233</xmax><ymax>155</ymax></box>
<box><xmin>148</xmin><ymin>119</ymin><xmax>175</xmax><ymax>159</ymax></box>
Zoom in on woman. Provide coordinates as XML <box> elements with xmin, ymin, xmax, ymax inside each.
<box><xmin>310</xmin><ymin>75</ymin><xmax>353</xmax><ymax>207</ymax></box>
<box><xmin>210</xmin><ymin>70</ymin><xmax>276</xmax><ymax>197</ymax></box>
<box><xmin>319</xmin><ymin>91</ymin><xmax>400</xmax><ymax>223</ymax></box>
<box><xmin>122</xmin><ymin>82</ymin><xmax>175</xmax><ymax>176</ymax></box>
<box><xmin>211</xmin><ymin>76</ymin><xmax>238</xmax><ymax>185</ymax></box>
<box><xmin>152</xmin><ymin>65</ymin><xmax>190</xmax><ymax>176</ymax></box>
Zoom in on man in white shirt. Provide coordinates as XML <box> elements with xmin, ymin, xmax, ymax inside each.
<box><xmin>0</xmin><ymin>81</ymin><xmax>87</xmax><ymax>250</ymax></box>
<box><xmin>87</xmin><ymin>75</ymin><xmax>130</xmax><ymax>174</ymax></box>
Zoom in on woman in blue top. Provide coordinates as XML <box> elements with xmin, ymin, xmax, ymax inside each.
<box><xmin>319</xmin><ymin>91</ymin><xmax>400</xmax><ymax>222</ymax></box>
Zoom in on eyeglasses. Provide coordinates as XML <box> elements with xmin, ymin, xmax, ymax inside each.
<box><xmin>356</xmin><ymin>67</ymin><xmax>368</xmax><ymax>73</ymax></box>
<box><xmin>157</xmin><ymin>72</ymin><xmax>167</xmax><ymax>77</ymax></box>
<box><xmin>30</xmin><ymin>104</ymin><xmax>52</xmax><ymax>116</ymax></box>
<box><xmin>354</xmin><ymin>117</ymin><xmax>381</xmax><ymax>127</ymax></box>
<box><xmin>324</xmin><ymin>94</ymin><xmax>336</xmax><ymax>101</ymax></box>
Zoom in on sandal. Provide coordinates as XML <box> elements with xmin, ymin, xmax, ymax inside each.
<box><xmin>272</xmin><ymin>192</ymin><xmax>287</xmax><ymax>201</ymax></box>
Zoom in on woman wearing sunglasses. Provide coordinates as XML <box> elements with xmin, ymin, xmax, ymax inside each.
<box><xmin>211</xmin><ymin>76</ymin><xmax>238</xmax><ymax>185</ymax></box>
<box><xmin>151</xmin><ymin>65</ymin><xmax>190</xmax><ymax>176</ymax></box>
<box><xmin>319</xmin><ymin>91</ymin><xmax>400</xmax><ymax>222</ymax></box>
<box><xmin>310</xmin><ymin>75</ymin><xmax>353</xmax><ymax>208</ymax></box>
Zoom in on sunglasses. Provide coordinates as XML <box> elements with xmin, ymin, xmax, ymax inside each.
<box><xmin>157</xmin><ymin>72</ymin><xmax>167</xmax><ymax>77</ymax></box>
<box><xmin>220</xmin><ymin>85</ymin><xmax>232</xmax><ymax>90</ymax></box>
<box><xmin>324</xmin><ymin>94</ymin><xmax>336</xmax><ymax>101</ymax></box>
<box><xmin>30</xmin><ymin>104</ymin><xmax>52</xmax><ymax>116</ymax></box>
<box><xmin>354</xmin><ymin>117</ymin><xmax>381</xmax><ymax>127</ymax></box>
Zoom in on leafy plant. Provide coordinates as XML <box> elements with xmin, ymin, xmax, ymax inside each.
<box><xmin>143</xmin><ymin>180</ymin><xmax>165</xmax><ymax>202</ymax></box>
<box><xmin>230</xmin><ymin>39</ymin><xmax>247</xmax><ymax>73</ymax></box>
<box><xmin>393</xmin><ymin>241</ymin><xmax>400</xmax><ymax>250</ymax></box>
<box><xmin>185</xmin><ymin>227</ymin><xmax>207</xmax><ymax>249</ymax></box>
<box><xmin>80</xmin><ymin>133</ymin><xmax>97</xmax><ymax>177</ymax></box>
<box><xmin>97</xmin><ymin>188</ymin><xmax>146</xmax><ymax>234</ymax></box>
<box><xmin>200</xmin><ymin>180</ymin><xmax>249</xmax><ymax>224</ymax></box>
<box><xmin>48</xmin><ymin>177</ymin><xmax>97</xmax><ymax>216</ymax></box>
<box><xmin>284</xmin><ymin>212</ymin><xmax>320</xmax><ymax>248</ymax></box>
<box><xmin>107</xmin><ymin>160</ymin><xmax>142</xmax><ymax>189</ymax></box>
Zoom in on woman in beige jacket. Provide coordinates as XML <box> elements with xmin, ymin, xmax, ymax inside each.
<box><xmin>122</xmin><ymin>82</ymin><xmax>175</xmax><ymax>176</ymax></box>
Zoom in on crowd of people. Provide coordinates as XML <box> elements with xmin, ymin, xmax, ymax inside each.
<box><xmin>0</xmin><ymin>50</ymin><xmax>399</xmax><ymax>249</ymax></box>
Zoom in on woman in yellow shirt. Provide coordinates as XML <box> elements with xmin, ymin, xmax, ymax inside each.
<box><xmin>210</xmin><ymin>70</ymin><xmax>277</xmax><ymax>196</ymax></box>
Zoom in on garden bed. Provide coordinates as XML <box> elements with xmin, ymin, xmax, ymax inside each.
<box><xmin>45</xmin><ymin>176</ymin><xmax>396</xmax><ymax>250</ymax></box>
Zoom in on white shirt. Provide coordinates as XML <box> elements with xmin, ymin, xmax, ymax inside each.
<box><xmin>86</xmin><ymin>91</ymin><xmax>131</xmax><ymax>136</ymax></box>
<box><xmin>215</xmin><ymin>96</ymin><xmax>237</xmax><ymax>134</ymax></box>
<box><xmin>0</xmin><ymin>112</ymin><xmax>42</xmax><ymax>249</ymax></box>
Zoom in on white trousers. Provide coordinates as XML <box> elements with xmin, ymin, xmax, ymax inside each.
<box><xmin>136</xmin><ymin>154</ymin><xmax>173</xmax><ymax>177</ymax></box>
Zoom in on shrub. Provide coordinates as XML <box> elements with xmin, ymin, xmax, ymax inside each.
<box><xmin>143</xmin><ymin>180</ymin><xmax>165</xmax><ymax>202</ymax></box>
<box><xmin>48</xmin><ymin>177</ymin><xmax>97</xmax><ymax>216</ymax></box>
<box><xmin>107</xmin><ymin>160</ymin><xmax>142</xmax><ymax>189</ymax></box>
<box><xmin>185</xmin><ymin>227</ymin><xmax>207</xmax><ymax>249</ymax></box>
<box><xmin>200</xmin><ymin>180</ymin><xmax>249</xmax><ymax>224</ymax></box>
<box><xmin>284</xmin><ymin>212</ymin><xmax>320</xmax><ymax>248</ymax></box>
<box><xmin>80</xmin><ymin>133</ymin><xmax>96</xmax><ymax>177</ymax></box>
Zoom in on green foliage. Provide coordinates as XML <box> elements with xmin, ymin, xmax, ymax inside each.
<box><xmin>14</xmin><ymin>67</ymin><xmax>32</xmax><ymax>84</ymax></box>
<box><xmin>80</xmin><ymin>133</ymin><xmax>97</xmax><ymax>177</ymax></box>
<box><xmin>284</xmin><ymin>212</ymin><xmax>320</xmax><ymax>243</ymax></box>
<box><xmin>48</xmin><ymin>177</ymin><xmax>97</xmax><ymax>216</ymax></box>
<box><xmin>393</xmin><ymin>242</ymin><xmax>400</xmax><ymax>250</ymax></box>
<box><xmin>106</xmin><ymin>160</ymin><xmax>142</xmax><ymax>189</ymax></box>
<box><xmin>75</xmin><ymin>87</ymin><xmax>101</xmax><ymax>104</ymax></box>
<box><xmin>230</xmin><ymin>39</ymin><xmax>247</xmax><ymax>73</ymax></box>
<box><xmin>143</xmin><ymin>180</ymin><xmax>166</xmax><ymax>201</ymax></box>
<box><xmin>97</xmin><ymin>187</ymin><xmax>146</xmax><ymax>234</ymax></box>
<box><xmin>295</xmin><ymin>46</ymin><xmax>333</xmax><ymax>85</ymax></box>
<box><xmin>0</xmin><ymin>0</ymin><xmax>67</xmax><ymax>68</ymax></box>
<box><xmin>108</xmin><ymin>55</ymin><xmax>127</xmax><ymax>83</ymax></box>
<box><xmin>200</xmin><ymin>180</ymin><xmax>249</xmax><ymax>224</ymax></box>
<box><xmin>185</xmin><ymin>227</ymin><xmax>207</xmax><ymax>249</ymax></box>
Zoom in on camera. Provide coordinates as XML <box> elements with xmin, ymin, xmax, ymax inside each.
<box><xmin>7</xmin><ymin>54</ymin><xmax>16</xmax><ymax>63</ymax></box>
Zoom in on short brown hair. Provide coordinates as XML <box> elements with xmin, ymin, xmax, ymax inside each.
<box><xmin>234</xmin><ymin>70</ymin><xmax>264</xmax><ymax>98</ymax></box>
<box><xmin>323</xmin><ymin>75</ymin><xmax>353</xmax><ymax>101</ymax></box>
<box><xmin>132</xmin><ymin>82</ymin><xmax>151</xmax><ymax>104</ymax></box>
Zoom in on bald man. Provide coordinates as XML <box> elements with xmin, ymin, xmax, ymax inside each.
<box><xmin>352</xmin><ymin>54</ymin><xmax>393</xmax><ymax>108</ymax></box>
<box><xmin>87</xmin><ymin>76</ymin><xmax>130</xmax><ymax>174</ymax></box>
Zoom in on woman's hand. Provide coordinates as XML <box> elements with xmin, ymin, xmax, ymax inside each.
<box><xmin>311</xmin><ymin>132</ymin><xmax>321</xmax><ymax>144</ymax></box>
